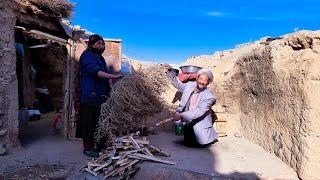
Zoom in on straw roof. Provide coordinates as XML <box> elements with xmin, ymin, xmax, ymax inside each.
<box><xmin>28</xmin><ymin>0</ymin><xmax>74</xmax><ymax>18</ymax></box>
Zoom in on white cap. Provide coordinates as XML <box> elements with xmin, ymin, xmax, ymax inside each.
<box><xmin>197</xmin><ymin>68</ymin><xmax>214</xmax><ymax>83</ymax></box>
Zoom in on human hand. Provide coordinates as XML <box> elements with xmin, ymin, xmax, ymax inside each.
<box><xmin>173</xmin><ymin>112</ymin><xmax>182</xmax><ymax>121</ymax></box>
<box><xmin>161</xmin><ymin>64</ymin><xmax>172</xmax><ymax>70</ymax></box>
<box><xmin>114</xmin><ymin>73</ymin><xmax>124</xmax><ymax>78</ymax></box>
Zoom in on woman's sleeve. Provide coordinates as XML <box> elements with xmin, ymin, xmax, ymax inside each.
<box><xmin>80</xmin><ymin>53</ymin><xmax>101</xmax><ymax>77</ymax></box>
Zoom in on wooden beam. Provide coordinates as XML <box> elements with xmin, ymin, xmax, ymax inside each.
<box><xmin>63</xmin><ymin>39</ymin><xmax>73</xmax><ymax>139</ymax></box>
<box><xmin>28</xmin><ymin>30</ymin><xmax>67</xmax><ymax>45</ymax></box>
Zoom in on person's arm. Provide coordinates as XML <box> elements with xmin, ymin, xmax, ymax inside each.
<box><xmin>81</xmin><ymin>53</ymin><xmax>122</xmax><ymax>79</ymax></box>
<box><xmin>171</xmin><ymin>76</ymin><xmax>187</xmax><ymax>92</ymax></box>
<box><xmin>180</xmin><ymin>95</ymin><xmax>216</xmax><ymax>122</ymax></box>
<box><xmin>163</xmin><ymin>64</ymin><xmax>187</xmax><ymax>92</ymax></box>
<box><xmin>97</xmin><ymin>71</ymin><xmax>122</xmax><ymax>79</ymax></box>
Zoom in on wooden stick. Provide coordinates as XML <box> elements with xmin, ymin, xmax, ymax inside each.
<box><xmin>144</xmin><ymin>148</ymin><xmax>154</xmax><ymax>157</ymax></box>
<box><xmin>133</xmin><ymin>153</ymin><xmax>176</xmax><ymax>165</ymax></box>
<box><xmin>105</xmin><ymin>167</ymin><xmax>121</xmax><ymax>178</ymax></box>
<box><xmin>88</xmin><ymin>162</ymin><xmax>100</xmax><ymax>168</ymax></box>
<box><xmin>148</xmin><ymin>145</ymin><xmax>170</xmax><ymax>157</ymax></box>
<box><xmin>28</xmin><ymin>30</ymin><xmax>68</xmax><ymax>45</ymax></box>
<box><xmin>119</xmin><ymin>148</ymin><xmax>145</xmax><ymax>155</ymax></box>
<box><xmin>94</xmin><ymin>153</ymin><xmax>109</xmax><ymax>163</ymax></box>
<box><xmin>93</xmin><ymin>158</ymin><xmax>113</xmax><ymax>172</ymax></box>
<box><xmin>85</xmin><ymin>168</ymin><xmax>98</xmax><ymax>176</ymax></box>
<box><xmin>129</xmin><ymin>136</ymin><xmax>140</xmax><ymax>149</ymax></box>
<box><xmin>121</xmin><ymin>139</ymin><xmax>149</xmax><ymax>145</ymax></box>
<box><xmin>112</xmin><ymin>155</ymin><xmax>122</xmax><ymax>160</ymax></box>
<box><xmin>116</xmin><ymin>158</ymin><xmax>129</xmax><ymax>166</ymax></box>
<box><xmin>128</xmin><ymin>155</ymin><xmax>145</xmax><ymax>160</ymax></box>
<box><xmin>120</xmin><ymin>167</ymin><xmax>139</xmax><ymax>180</ymax></box>
<box><xmin>156</xmin><ymin>117</ymin><xmax>174</xmax><ymax>126</ymax></box>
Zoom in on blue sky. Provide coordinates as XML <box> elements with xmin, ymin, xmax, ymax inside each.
<box><xmin>71</xmin><ymin>0</ymin><xmax>320</xmax><ymax>64</ymax></box>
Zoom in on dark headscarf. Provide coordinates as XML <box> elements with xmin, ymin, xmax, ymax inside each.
<box><xmin>88</xmin><ymin>34</ymin><xmax>105</xmax><ymax>54</ymax></box>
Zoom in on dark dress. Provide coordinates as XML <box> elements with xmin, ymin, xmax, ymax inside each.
<box><xmin>76</xmin><ymin>49</ymin><xmax>110</xmax><ymax>142</ymax></box>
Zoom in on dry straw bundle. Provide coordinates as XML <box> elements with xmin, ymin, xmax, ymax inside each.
<box><xmin>29</xmin><ymin>0</ymin><xmax>74</xmax><ymax>17</ymax></box>
<box><xmin>95</xmin><ymin>65</ymin><xmax>170</xmax><ymax>141</ymax></box>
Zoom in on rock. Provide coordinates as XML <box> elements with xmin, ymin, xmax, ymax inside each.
<box><xmin>0</xmin><ymin>128</ymin><xmax>7</xmax><ymax>137</ymax></box>
<box><xmin>234</xmin><ymin>133</ymin><xmax>242</xmax><ymax>138</ymax></box>
<box><xmin>0</xmin><ymin>2</ymin><xmax>4</xmax><ymax>9</ymax></box>
<box><xmin>0</xmin><ymin>143</ymin><xmax>6</xmax><ymax>155</ymax></box>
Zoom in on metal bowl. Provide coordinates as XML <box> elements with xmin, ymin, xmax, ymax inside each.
<box><xmin>179</xmin><ymin>65</ymin><xmax>202</xmax><ymax>74</ymax></box>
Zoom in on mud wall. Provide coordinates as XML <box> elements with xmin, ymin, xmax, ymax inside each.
<box><xmin>228</xmin><ymin>45</ymin><xmax>320</xmax><ymax>179</ymax></box>
<box><xmin>183</xmin><ymin>31</ymin><xmax>320</xmax><ymax>179</ymax></box>
<box><xmin>0</xmin><ymin>0</ymin><xmax>20</xmax><ymax>154</ymax></box>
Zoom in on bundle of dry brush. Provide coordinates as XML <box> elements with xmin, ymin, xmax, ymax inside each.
<box><xmin>29</xmin><ymin>0</ymin><xmax>74</xmax><ymax>17</ymax></box>
<box><xmin>95</xmin><ymin>65</ymin><xmax>170</xmax><ymax>141</ymax></box>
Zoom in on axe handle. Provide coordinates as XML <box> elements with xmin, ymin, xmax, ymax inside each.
<box><xmin>156</xmin><ymin>117</ymin><xmax>174</xmax><ymax>126</ymax></box>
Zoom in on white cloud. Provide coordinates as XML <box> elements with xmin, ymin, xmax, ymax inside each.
<box><xmin>207</xmin><ymin>11</ymin><xmax>225</xmax><ymax>17</ymax></box>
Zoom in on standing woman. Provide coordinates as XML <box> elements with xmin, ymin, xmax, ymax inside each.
<box><xmin>76</xmin><ymin>34</ymin><xmax>122</xmax><ymax>157</ymax></box>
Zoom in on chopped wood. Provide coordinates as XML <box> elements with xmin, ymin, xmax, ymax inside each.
<box><xmin>129</xmin><ymin>136</ymin><xmax>141</xmax><ymax>149</ymax></box>
<box><xmin>83</xmin><ymin>132</ymin><xmax>174</xmax><ymax>179</ymax></box>
<box><xmin>121</xmin><ymin>139</ymin><xmax>149</xmax><ymax>145</ymax></box>
<box><xmin>94</xmin><ymin>153</ymin><xmax>109</xmax><ymax>163</ymax></box>
<box><xmin>144</xmin><ymin>148</ymin><xmax>154</xmax><ymax>157</ymax></box>
<box><xmin>128</xmin><ymin>154</ymin><xmax>146</xmax><ymax>160</ymax></box>
<box><xmin>87</xmin><ymin>162</ymin><xmax>100</xmax><ymax>168</ymax></box>
<box><xmin>133</xmin><ymin>153</ymin><xmax>176</xmax><ymax>165</ymax></box>
<box><xmin>93</xmin><ymin>159</ymin><xmax>113</xmax><ymax>172</ymax></box>
<box><xmin>116</xmin><ymin>158</ymin><xmax>129</xmax><ymax>166</ymax></box>
<box><xmin>112</xmin><ymin>156</ymin><xmax>122</xmax><ymax>160</ymax></box>
<box><xmin>119</xmin><ymin>148</ymin><xmax>145</xmax><ymax>155</ymax></box>
<box><xmin>85</xmin><ymin>168</ymin><xmax>98</xmax><ymax>176</ymax></box>
<box><xmin>148</xmin><ymin>145</ymin><xmax>171</xmax><ymax>157</ymax></box>
<box><xmin>105</xmin><ymin>167</ymin><xmax>120</xmax><ymax>178</ymax></box>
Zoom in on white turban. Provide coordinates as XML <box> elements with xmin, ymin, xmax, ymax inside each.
<box><xmin>197</xmin><ymin>68</ymin><xmax>214</xmax><ymax>83</ymax></box>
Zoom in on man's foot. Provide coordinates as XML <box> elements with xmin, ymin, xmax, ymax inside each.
<box><xmin>201</xmin><ymin>139</ymin><xmax>219</xmax><ymax>148</ymax></box>
<box><xmin>83</xmin><ymin>150</ymin><xmax>99</xmax><ymax>158</ymax></box>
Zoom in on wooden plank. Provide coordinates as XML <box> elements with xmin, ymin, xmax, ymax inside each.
<box><xmin>129</xmin><ymin>136</ymin><xmax>140</xmax><ymax>149</ymax></box>
<box><xmin>144</xmin><ymin>148</ymin><xmax>154</xmax><ymax>157</ymax></box>
<box><xmin>85</xmin><ymin>168</ymin><xmax>98</xmax><ymax>176</ymax></box>
<box><xmin>93</xmin><ymin>160</ymin><xmax>112</xmax><ymax>172</ymax></box>
<box><xmin>128</xmin><ymin>155</ymin><xmax>145</xmax><ymax>160</ymax></box>
<box><xmin>148</xmin><ymin>145</ymin><xmax>170</xmax><ymax>157</ymax></box>
<box><xmin>88</xmin><ymin>162</ymin><xmax>100</xmax><ymax>169</ymax></box>
<box><xmin>28</xmin><ymin>30</ymin><xmax>68</xmax><ymax>45</ymax></box>
<box><xmin>133</xmin><ymin>153</ymin><xmax>175</xmax><ymax>165</ymax></box>
<box><xmin>121</xmin><ymin>139</ymin><xmax>149</xmax><ymax>145</ymax></box>
<box><xmin>119</xmin><ymin>148</ymin><xmax>145</xmax><ymax>155</ymax></box>
<box><xmin>105</xmin><ymin>167</ymin><xmax>120</xmax><ymax>178</ymax></box>
<box><xmin>115</xmin><ymin>158</ymin><xmax>129</xmax><ymax>166</ymax></box>
<box><xmin>94</xmin><ymin>153</ymin><xmax>109</xmax><ymax>164</ymax></box>
<box><xmin>62</xmin><ymin>40</ymin><xmax>71</xmax><ymax>139</ymax></box>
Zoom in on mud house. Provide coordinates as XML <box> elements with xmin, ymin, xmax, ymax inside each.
<box><xmin>0</xmin><ymin>0</ymin><xmax>122</xmax><ymax>154</ymax></box>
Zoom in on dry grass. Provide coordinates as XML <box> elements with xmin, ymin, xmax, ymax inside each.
<box><xmin>29</xmin><ymin>0</ymin><xmax>74</xmax><ymax>18</ymax></box>
<box><xmin>95</xmin><ymin>65</ymin><xmax>170</xmax><ymax>141</ymax></box>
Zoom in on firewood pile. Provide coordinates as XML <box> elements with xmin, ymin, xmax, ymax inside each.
<box><xmin>95</xmin><ymin>65</ymin><xmax>170</xmax><ymax>142</ymax></box>
<box><xmin>82</xmin><ymin>132</ymin><xmax>175</xmax><ymax>179</ymax></box>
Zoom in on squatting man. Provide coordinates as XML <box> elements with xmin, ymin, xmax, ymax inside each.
<box><xmin>165</xmin><ymin>65</ymin><xmax>218</xmax><ymax>147</ymax></box>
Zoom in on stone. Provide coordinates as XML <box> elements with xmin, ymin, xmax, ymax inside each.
<box><xmin>0</xmin><ymin>128</ymin><xmax>7</xmax><ymax>137</ymax></box>
<box><xmin>0</xmin><ymin>143</ymin><xmax>6</xmax><ymax>155</ymax></box>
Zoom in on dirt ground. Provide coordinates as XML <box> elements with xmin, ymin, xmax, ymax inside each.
<box><xmin>0</xmin><ymin>112</ymin><xmax>298</xmax><ymax>180</ymax></box>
